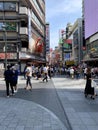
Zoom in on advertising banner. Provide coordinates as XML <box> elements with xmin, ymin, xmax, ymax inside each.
<box><xmin>28</xmin><ymin>9</ymin><xmax>35</xmax><ymax>53</ymax></box>
<box><xmin>0</xmin><ymin>53</ymin><xmax>17</xmax><ymax>59</ymax></box>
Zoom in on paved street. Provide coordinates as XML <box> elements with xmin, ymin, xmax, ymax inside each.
<box><xmin>0</xmin><ymin>76</ymin><xmax>98</xmax><ymax>130</ymax></box>
<box><xmin>53</xmin><ymin>77</ymin><xmax>98</xmax><ymax>130</ymax></box>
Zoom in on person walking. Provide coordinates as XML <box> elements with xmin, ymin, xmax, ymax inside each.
<box><xmin>4</xmin><ymin>65</ymin><xmax>14</xmax><ymax>97</ymax></box>
<box><xmin>84</xmin><ymin>67</ymin><xmax>95</xmax><ymax>99</ymax></box>
<box><xmin>48</xmin><ymin>66</ymin><xmax>51</xmax><ymax>79</ymax></box>
<box><xmin>11</xmin><ymin>66</ymin><xmax>18</xmax><ymax>93</ymax></box>
<box><xmin>70</xmin><ymin>67</ymin><xmax>74</xmax><ymax>79</ymax></box>
<box><xmin>43</xmin><ymin>66</ymin><xmax>48</xmax><ymax>82</ymax></box>
<box><xmin>23</xmin><ymin>64</ymin><xmax>27</xmax><ymax>79</ymax></box>
<box><xmin>25</xmin><ymin>64</ymin><xmax>32</xmax><ymax>90</ymax></box>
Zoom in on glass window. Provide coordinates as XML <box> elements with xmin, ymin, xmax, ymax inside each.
<box><xmin>32</xmin><ymin>11</ymin><xmax>44</xmax><ymax>31</ymax></box>
<box><xmin>5</xmin><ymin>22</ymin><xmax>16</xmax><ymax>31</ymax></box>
<box><xmin>0</xmin><ymin>23</ymin><xmax>4</xmax><ymax>30</ymax></box>
<box><xmin>7</xmin><ymin>44</ymin><xmax>17</xmax><ymax>52</ymax></box>
<box><xmin>4</xmin><ymin>2</ymin><xmax>16</xmax><ymax>11</ymax></box>
<box><xmin>0</xmin><ymin>2</ymin><xmax>4</xmax><ymax>10</ymax></box>
<box><xmin>32</xmin><ymin>0</ymin><xmax>43</xmax><ymax>16</ymax></box>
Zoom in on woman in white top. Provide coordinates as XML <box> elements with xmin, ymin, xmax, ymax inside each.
<box><xmin>25</xmin><ymin>64</ymin><xmax>32</xmax><ymax>90</ymax></box>
<box><xmin>43</xmin><ymin>66</ymin><xmax>48</xmax><ymax>82</ymax></box>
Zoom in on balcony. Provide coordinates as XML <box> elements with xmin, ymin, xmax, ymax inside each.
<box><xmin>21</xmin><ymin>48</ymin><xmax>27</xmax><ymax>52</ymax></box>
<box><xmin>19</xmin><ymin>27</ymin><xmax>28</xmax><ymax>35</ymax></box>
<box><xmin>19</xmin><ymin>7</ymin><xmax>28</xmax><ymax>15</ymax></box>
<box><xmin>30</xmin><ymin>1</ymin><xmax>44</xmax><ymax>23</ymax></box>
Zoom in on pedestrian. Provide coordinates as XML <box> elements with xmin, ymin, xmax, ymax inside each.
<box><xmin>48</xmin><ymin>66</ymin><xmax>51</xmax><ymax>79</ymax></box>
<box><xmin>11</xmin><ymin>66</ymin><xmax>18</xmax><ymax>93</ymax></box>
<box><xmin>84</xmin><ymin>67</ymin><xmax>95</xmax><ymax>99</ymax></box>
<box><xmin>43</xmin><ymin>66</ymin><xmax>48</xmax><ymax>82</ymax></box>
<box><xmin>84</xmin><ymin>67</ymin><xmax>87</xmax><ymax>79</ymax></box>
<box><xmin>23</xmin><ymin>64</ymin><xmax>27</xmax><ymax>79</ymax></box>
<box><xmin>4</xmin><ymin>65</ymin><xmax>14</xmax><ymax>97</ymax></box>
<box><xmin>70</xmin><ymin>67</ymin><xmax>74</xmax><ymax>79</ymax></box>
<box><xmin>25</xmin><ymin>64</ymin><xmax>32</xmax><ymax>90</ymax></box>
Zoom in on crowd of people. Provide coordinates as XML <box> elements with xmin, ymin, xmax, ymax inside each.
<box><xmin>24</xmin><ymin>64</ymin><xmax>54</xmax><ymax>86</ymax></box>
<box><xmin>3</xmin><ymin>63</ymin><xmax>98</xmax><ymax>99</ymax></box>
<box><xmin>4</xmin><ymin>63</ymin><xmax>55</xmax><ymax>97</ymax></box>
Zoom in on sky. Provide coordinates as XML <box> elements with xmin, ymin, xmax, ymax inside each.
<box><xmin>45</xmin><ymin>0</ymin><xmax>82</xmax><ymax>49</ymax></box>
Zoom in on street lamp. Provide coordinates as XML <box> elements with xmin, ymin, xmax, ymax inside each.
<box><xmin>2</xmin><ymin>24</ymin><xmax>7</xmax><ymax>70</ymax></box>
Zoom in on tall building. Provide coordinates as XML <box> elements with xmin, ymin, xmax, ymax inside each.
<box><xmin>0</xmin><ymin>0</ymin><xmax>46</xmax><ymax>72</ymax></box>
<box><xmin>71</xmin><ymin>18</ymin><xmax>83</xmax><ymax>65</ymax></box>
<box><xmin>45</xmin><ymin>23</ymin><xmax>50</xmax><ymax>54</ymax></box>
<box><xmin>83</xmin><ymin>0</ymin><xmax>98</xmax><ymax>66</ymax></box>
<box><xmin>45</xmin><ymin>23</ymin><xmax>50</xmax><ymax>63</ymax></box>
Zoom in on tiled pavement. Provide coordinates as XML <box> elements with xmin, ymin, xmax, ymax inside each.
<box><xmin>52</xmin><ymin>77</ymin><xmax>98</xmax><ymax>130</ymax></box>
<box><xmin>0</xmin><ymin>77</ymin><xmax>67</xmax><ymax>130</ymax></box>
<box><xmin>0</xmin><ymin>76</ymin><xmax>98</xmax><ymax>130</ymax></box>
<box><xmin>0</xmin><ymin>98</ymin><xmax>66</xmax><ymax>130</ymax></box>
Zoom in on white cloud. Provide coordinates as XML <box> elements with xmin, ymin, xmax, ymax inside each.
<box><xmin>46</xmin><ymin>0</ymin><xmax>82</xmax><ymax>19</ymax></box>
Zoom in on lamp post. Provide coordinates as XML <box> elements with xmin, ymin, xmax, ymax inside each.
<box><xmin>2</xmin><ymin>24</ymin><xmax>7</xmax><ymax>70</ymax></box>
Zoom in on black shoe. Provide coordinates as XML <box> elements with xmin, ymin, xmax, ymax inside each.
<box><xmin>91</xmin><ymin>96</ymin><xmax>95</xmax><ymax>100</ymax></box>
<box><xmin>85</xmin><ymin>94</ymin><xmax>87</xmax><ymax>98</ymax></box>
<box><xmin>29</xmin><ymin>89</ymin><xmax>32</xmax><ymax>91</ymax></box>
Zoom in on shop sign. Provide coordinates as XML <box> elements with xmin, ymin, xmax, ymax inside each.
<box><xmin>0</xmin><ymin>53</ymin><xmax>17</xmax><ymax>59</ymax></box>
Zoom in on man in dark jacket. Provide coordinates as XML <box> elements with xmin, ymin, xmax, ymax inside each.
<box><xmin>11</xmin><ymin>66</ymin><xmax>18</xmax><ymax>93</ymax></box>
<box><xmin>4</xmin><ymin>65</ymin><xmax>14</xmax><ymax>97</ymax></box>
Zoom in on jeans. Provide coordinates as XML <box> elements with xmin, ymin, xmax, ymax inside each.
<box><xmin>26</xmin><ymin>76</ymin><xmax>32</xmax><ymax>88</ymax></box>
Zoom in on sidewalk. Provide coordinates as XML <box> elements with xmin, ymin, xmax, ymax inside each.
<box><xmin>0</xmin><ymin>76</ymin><xmax>98</xmax><ymax>130</ymax></box>
<box><xmin>52</xmin><ymin>77</ymin><xmax>98</xmax><ymax>130</ymax></box>
<box><xmin>0</xmin><ymin>76</ymin><xmax>66</xmax><ymax>130</ymax></box>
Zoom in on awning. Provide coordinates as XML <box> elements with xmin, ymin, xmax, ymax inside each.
<box><xmin>82</xmin><ymin>58</ymin><xmax>98</xmax><ymax>62</ymax></box>
<box><xmin>66</xmin><ymin>60</ymin><xmax>74</xmax><ymax>65</ymax></box>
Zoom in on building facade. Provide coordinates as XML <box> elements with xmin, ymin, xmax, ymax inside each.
<box><xmin>70</xmin><ymin>18</ymin><xmax>83</xmax><ymax>65</ymax></box>
<box><xmin>45</xmin><ymin>23</ymin><xmax>50</xmax><ymax>63</ymax></box>
<box><xmin>0</xmin><ymin>0</ymin><xmax>46</xmax><ymax>72</ymax></box>
<box><xmin>45</xmin><ymin>23</ymin><xmax>50</xmax><ymax>54</ymax></box>
<box><xmin>83</xmin><ymin>0</ymin><xmax>98</xmax><ymax>66</ymax></box>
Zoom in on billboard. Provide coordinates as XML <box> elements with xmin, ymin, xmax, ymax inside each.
<box><xmin>84</xmin><ymin>0</ymin><xmax>98</xmax><ymax>39</ymax></box>
<box><xmin>28</xmin><ymin>9</ymin><xmax>44</xmax><ymax>55</ymax></box>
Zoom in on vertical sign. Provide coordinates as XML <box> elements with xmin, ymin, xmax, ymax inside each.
<box><xmin>28</xmin><ymin>9</ymin><xmax>32</xmax><ymax>52</ymax></box>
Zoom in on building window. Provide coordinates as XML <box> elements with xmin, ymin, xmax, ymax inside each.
<box><xmin>4</xmin><ymin>2</ymin><xmax>16</xmax><ymax>11</ymax></box>
<box><xmin>0</xmin><ymin>2</ymin><xmax>3</xmax><ymax>11</ymax></box>
<box><xmin>32</xmin><ymin>0</ymin><xmax>43</xmax><ymax>16</ymax></box>
<box><xmin>7</xmin><ymin>44</ymin><xmax>17</xmax><ymax>52</ymax></box>
<box><xmin>32</xmin><ymin>11</ymin><xmax>44</xmax><ymax>31</ymax></box>
<box><xmin>0</xmin><ymin>22</ymin><xmax>16</xmax><ymax>31</ymax></box>
<box><xmin>0</xmin><ymin>22</ymin><xmax>4</xmax><ymax>30</ymax></box>
<box><xmin>5</xmin><ymin>22</ymin><xmax>16</xmax><ymax>31</ymax></box>
<box><xmin>0</xmin><ymin>2</ymin><xmax>16</xmax><ymax>11</ymax></box>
